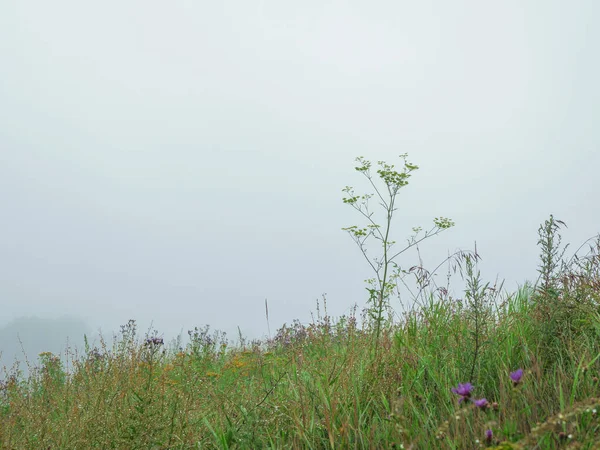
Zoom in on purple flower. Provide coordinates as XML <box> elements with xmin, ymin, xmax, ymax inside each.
<box><xmin>451</xmin><ymin>382</ymin><xmax>474</xmax><ymax>403</ymax></box>
<box><xmin>473</xmin><ymin>398</ymin><xmax>489</xmax><ymax>409</ymax></box>
<box><xmin>144</xmin><ymin>336</ymin><xmax>164</xmax><ymax>347</ymax></box>
<box><xmin>485</xmin><ymin>429</ymin><xmax>493</xmax><ymax>443</ymax></box>
<box><xmin>510</xmin><ymin>368</ymin><xmax>524</xmax><ymax>385</ymax></box>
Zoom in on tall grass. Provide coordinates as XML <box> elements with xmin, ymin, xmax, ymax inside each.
<box><xmin>1</xmin><ymin>222</ymin><xmax>600</xmax><ymax>448</ymax></box>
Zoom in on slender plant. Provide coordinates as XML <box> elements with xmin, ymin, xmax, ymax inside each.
<box><xmin>460</xmin><ymin>252</ymin><xmax>501</xmax><ymax>383</ymax></box>
<box><xmin>535</xmin><ymin>214</ymin><xmax>569</xmax><ymax>298</ymax></box>
<box><xmin>341</xmin><ymin>154</ymin><xmax>454</xmax><ymax>349</ymax></box>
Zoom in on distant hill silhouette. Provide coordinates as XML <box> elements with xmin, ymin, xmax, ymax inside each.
<box><xmin>0</xmin><ymin>316</ymin><xmax>91</xmax><ymax>374</ymax></box>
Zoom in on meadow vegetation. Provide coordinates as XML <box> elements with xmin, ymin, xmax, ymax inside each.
<box><xmin>1</xmin><ymin>157</ymin><xmax>600</xmax><ymax>449</ymax></box>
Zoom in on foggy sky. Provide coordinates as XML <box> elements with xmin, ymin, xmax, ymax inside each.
<box><xmin>1</xmin><ymin>1</ymin><xmax>599</xmax><ymax>354</ymax></box>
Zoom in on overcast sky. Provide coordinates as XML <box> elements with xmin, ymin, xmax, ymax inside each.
<box><xmin>1</xmin><ymin>1</ymin><xmax>599</xmax><ymax>349</ymax></box>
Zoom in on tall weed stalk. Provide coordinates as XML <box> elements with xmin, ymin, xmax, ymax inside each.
<box><xmin>342</xmin><ymin>154</ymin><xmax>454</xmax><ymax>352</ymax></box>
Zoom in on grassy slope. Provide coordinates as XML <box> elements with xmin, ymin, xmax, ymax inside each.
<box><xmin>1</xmin><ymin>235</ymin><xmax>600</xmax><ymax>448</ymax></box>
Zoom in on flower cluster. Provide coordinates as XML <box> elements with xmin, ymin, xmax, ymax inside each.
<box><xmin>144</xmin><ymin>336</ymin><xmax>164</xmax><ymax>347</ymax></box>
<box><xmin>450</xmin><ymin>368</ymin><xmax>524</xmax><ymax>445</ymax></box>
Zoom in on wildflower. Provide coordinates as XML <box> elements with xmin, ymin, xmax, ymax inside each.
<box><xmin>144</xmin><ymin>336</ymin><xmax>164</xmax><ymax>347</ymax></box>
<box><xmin>451</xmin><ymin>382</ymin><xmax>474</xmax><ymax>403</ymax></box>
<box><xmin>473</xmin><ymin>398</ymin><xmax>489</xmax><ymax>410</ymax></box>
<box><xmin>485</xmin><ymin>429</ymin><xmax>493</xmax><ymax>444</ymax></box>
<box><xmin>510</xmin><ymin>368</ymin><xmax>524</xmax><ymax>386</ymax></box>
